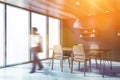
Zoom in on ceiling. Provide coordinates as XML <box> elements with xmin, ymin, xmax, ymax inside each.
<box><xmin>0</xmin><ymin>0</ymin><xmax>120</xmax><ymax>19</ymax></box>
<box><xmin>0</xmin><ymin>0</ymin><xmax>120</xmax><ymax>31</ymax></box>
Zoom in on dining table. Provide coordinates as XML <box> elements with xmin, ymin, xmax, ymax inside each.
<box><xmin>62</xmin><ymin>47</ymin><xmax>112</xmax><ymax>77</ymax></box>
<box><xmin>50</xmin><ymin>47</ymin><xmax>112</xmax><ymax>77</ymax></box>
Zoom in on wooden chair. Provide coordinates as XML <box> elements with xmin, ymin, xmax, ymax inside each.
<box><xmin>71</xmin><ymin>44</ymin><xmax>91</xmax><ymax>76</ymax></box>
<box><xmin>51</xmin><ymin>45</ymin><xmax>70</xmax><ymax>72</ymax></box>
<box><xmin>88</xmin><ymin>44</ymin><xmax>103</xmax><ymax>68</ymax></box>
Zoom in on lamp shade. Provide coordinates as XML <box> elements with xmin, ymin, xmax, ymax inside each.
<box><xmin>73</xmin><ymin>18</ymin><xmax>82</xmax><ymax>29</ymax></box>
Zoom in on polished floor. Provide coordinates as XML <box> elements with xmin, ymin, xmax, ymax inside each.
<box><xmin>0</xmin><ymin>60</ymin><xmax>119</xmax><ymax>80</ymax></box>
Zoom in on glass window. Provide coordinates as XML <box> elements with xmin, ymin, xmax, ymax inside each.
<box><xmin>32</xmin><ymin>12</ymin><xmax>47</xmax><ymax>59</ymax></box>
<box><xmin>6</xmin><ymin>5</ymin><xmax>30</xmax><ymax>65</ymax></box>
<box><xmin>48</xmin><ymin>17</ymin><xmax>60</xmax><ymax>57</ymax></box>
<box><xmin>0</xmin><ymin>3</ymin><xmax>5</xmax><ymax>67</ymax></box>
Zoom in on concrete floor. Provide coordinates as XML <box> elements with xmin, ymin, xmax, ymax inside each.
<box><xmin>0</xmin><ymin>59</ymin><xmax>119</xmax><ymax>80</ymax></box>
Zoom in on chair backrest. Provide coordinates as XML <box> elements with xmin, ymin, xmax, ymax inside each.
<box><xmin>73</xmin><ymin>44</ymin><xmax>85</xmax><ymax>59</ymax></box>
<box><xmin>89</xmin><ymin>43</ymin><xmax>101</xmax><ymax>54</ymax></box>
<box><xmin>90</xmin><ymin>44</ymin><xmax>99</xmax><ymax>49</ymax></box>
<box><xmin>53</xmin><ymin>45</ymin><xmax>63</xmax><ymax>57</ymax></box>
<box><xmin>77</xmin><ymin>44</ymin><xmax>85</xmax><ymax>55</ymax></box>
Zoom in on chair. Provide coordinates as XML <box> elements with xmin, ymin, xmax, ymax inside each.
<box><xmin>71</xmin><ymin>44</ymin><xmax>91</xmax><ymax>76</ymax></box>
<box><xmin>51</xmin><ymin>45</ymin><xmax>70</xmax><ymax>72</ymax></box>
<box><xmin>88</xmin><ymin>44</ymin><xmax>103</xmax><ymax>68</ymax></box>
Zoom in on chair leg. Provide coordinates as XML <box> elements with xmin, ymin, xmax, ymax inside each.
<box><xmin>84</xmin><ymin>61</ymin><xmax>86</xmax><ymax>76</ymax></box>
<box><xmin>78</xmin><ymin>62</ymin><xmax>80</xmax><ymax>70</ymax></box>
<box><xmin>95</xmin><ymin>58</ymin><xmax>98</xmax><ymax>68</ymax></box>
<box><xmin>89</xmin><ymin>59</ymin><xmax>92</xmax><ymax>72</ymax></box>
<box><xmin>61</xmin><ymin>59</ymin><xmax>63</xmax><ymax>72</ymax></box>
<box><xmin>51</xmin><ymin>59</ymin><xmax>54</xmax><ymax>70</ymax></box>
<box><xmin>60</xmin><ymin>60</ymin><xmax>62</xmax><ymax>68</ymax></box>
<box><xmin>110</xmin><ymin>60</ymin><xmax>112</xmax><ymax>70</ymax></box>
<box><xmin>68</xmin><ymin>58</ymin><xmax>70</xmax><ymax>69</ymax></box>
<box><xmin>105</xmin><ymin>54</ymin><xmax>112</xmax><ymax>70</ymax></box>
<box><xmin>100</xmin><ymin>57</ymin><xmax>102</xmax><ymax>68</ymax></box>
<box><xmin>71</xmin><ymin>60</ymin><xmax>73</xmax><ymax>73</ymax></box>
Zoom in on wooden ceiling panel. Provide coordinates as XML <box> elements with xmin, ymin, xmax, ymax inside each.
<box><xmin>0</xmin><ymin>0</ymin><xmax>120</xmax><ymax>19</ymax></box>
<box><xmin>0</xmin><ymin>0</ymin><xmax>120</xmax><ymax>31</ymax></box>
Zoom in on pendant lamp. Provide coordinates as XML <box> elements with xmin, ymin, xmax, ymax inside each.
<box><xmin>73</xmin><ymin>18</ymin><xmax>82</xmax><ymax>29</ymax></box>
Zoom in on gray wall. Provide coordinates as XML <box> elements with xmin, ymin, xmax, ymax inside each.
<box><xmin>62</xmin><ymin>15</ymin><xmax>120</xmax><ymax>61</ymax></box>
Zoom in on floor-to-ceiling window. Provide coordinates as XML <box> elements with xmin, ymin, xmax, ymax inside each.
<box><xmin>32</xmin><ymin>12</ymin><xmax>47</xmax><ymax>59</ymax></box>
<box><xmin>6</xmin><ymin>5</ymin><xmax>30</xmax><ymax>65</ymax></box>
<box><xmin>48</xmin><ymin>17</ymin><xmax>60</xmax><ymax>57</ymax></box>
<box><xmin>0</xmin><ymin>2</ymin><xmax>61</xmax><ymax>66</ymax></box>
<box><xmin>0</xmin><ymin>3</ymin><xmax>5</xmax><ymax>67</ymax></box>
